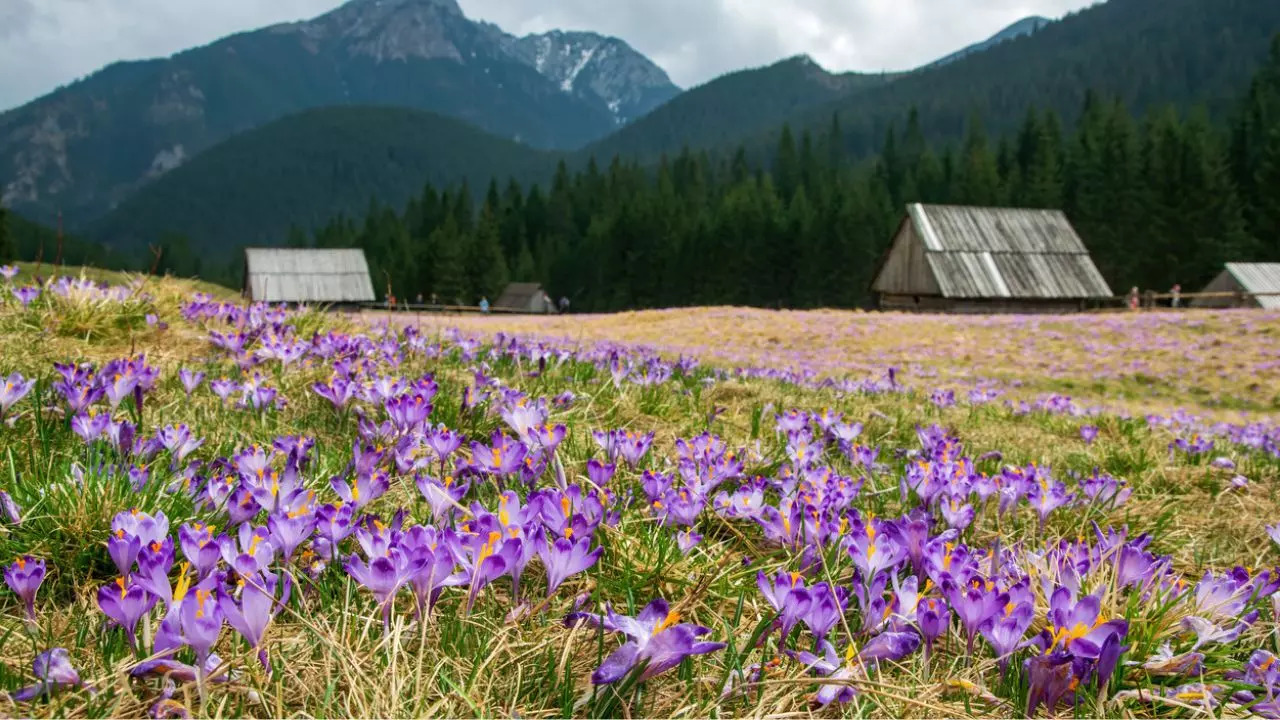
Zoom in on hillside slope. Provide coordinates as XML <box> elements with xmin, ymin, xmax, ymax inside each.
<box><xmin>787</xmin><ymin>0</ymin><xmax>1280</xmax><ymax>158</ymax></box>
<box><xmin>88</xmin><ymin>106</ymin><xmax>559</xmax><ymax>256</ymax></box>
<box><xmin>583</xmin><ymin>55</ymin><xmax>896</xmax><ymax>163</ymax></box>
<box><xmin>0</xmin><ymin>0</ymin><xmax>675</xmax><ymax>227</ymax></box>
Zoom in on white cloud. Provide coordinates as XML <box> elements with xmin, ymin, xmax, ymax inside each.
<box><xmin>0</xmin><ymin>0</ymin><xmax>1097</xmax><ymax>110</ymax></box>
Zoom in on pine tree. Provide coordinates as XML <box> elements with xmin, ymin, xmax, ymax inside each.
<box><xmin>466</xmin><ymin>210</ymin><xmax>509</xmax><ymax>303</ymax></box>
<box><xmin>0</xmin><ymin>206</ymin><xmax>12</xmax><ymax>262</ymax></box>
<box><xmin>774</xmin><ymin>125</ymin><xmax>800</xmax><ymax>200</ymax></box>
<box><xmin>286</xmin><ymin>225</ymin><xmax>309</xmax><ymax>248</ymax></box>
<box><xmin>954</xmin><ymin>115</ymin><xmax>1001</xmax><ymax>205</ymax></box>
<box><xmin>1255</xmin><ymin>124</ymin><xmax>1280</xmax><ymax>259</ymax></box>
<box><xmin>430</xmin><ymin>218</ymin><xmax>467</xmax><ymax>305</ymax></box>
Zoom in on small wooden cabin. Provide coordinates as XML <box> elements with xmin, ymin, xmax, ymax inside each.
<box><xmin>495</xmin><ymin>282</ymin><xmax>557</xmax><ymax>313</ymax></box>
<box><xmin>243</xmin><ymin>248</ymin><xmax>376</xmax><ymax>306</ymax></box>
<box><xmin>871</xmin><ymin>204</ymin><xmax>1113</xmax><ymax>313</ymax></box>
<box><xmin>1192</xmin><ymin>263</ymin><xmax>1280</xmax><ymax>309</ymax></box>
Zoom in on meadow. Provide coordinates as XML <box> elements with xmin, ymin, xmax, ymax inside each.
<box><xmin>0</xmin><ymin>266</ymin><xmax>1278</xmax><ymax>718</ymax></box>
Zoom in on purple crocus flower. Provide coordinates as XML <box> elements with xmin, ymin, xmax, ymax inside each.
<box><xmin>1115</xmin><ymin>544</ymin><xmax>1164</xmax><ymax>589</ymax></box>
<box><xmin>946</xmin><ymin>576</ymin><xmax>1005</xmax><ymax>655</ymax></box>
<box><xmin>424</xmin><ymin>426</ymin><xmax>464</xmax><ymax>462</ymax></box>
<box><xmin>12</xmin><ymin>286</ymin><xmax>39</xmax><ymax>307</ymax></box>
<box><xmin>219</xmin><ymin>524</ymin><xmax>275</xmax><ymax>576</ymax></box>
<box><xmin>220</xmin><ymin>571</ymin><xmax>290</xmax><ymax>670</ymax></box>
<box><xmin>940</xmin><ymin>497</ymin><xmax>975</xmax><ymax>531</ymax></box>
<box><xmin>10</xmin><ymin>648</ymin><xmax>87</xmax><ymax>702</ymax></box>
<box><xmin>109</xmin><ymin>508</ymin><xmax>169</xmax><ymax>574</ymax></box>
<box><xmin>1080</xmin><ymin>425</ymin><xmax>1099</xmax><ymax>445</ymax></box>
<box><xmin>846</xmin><ymin>514</ymin><xmax>907</xmax><ymax>579</ymax></box>
<box><xmin>787</xmin><ymin>640</ymin><xmax>857</xmax><ymax>706</ymax></box>
<box><xmin>676</xmin><ymin>529</ymin><xmax>702</xmax><ymax>554</ymax></box>
<box><xmin>1045</xmin><ymin>588</ymin><xmax>1128</xmax><ymax>659</ymax></box>
<box><xmin>312</xmin><ymin>376</ymin><xmax>356</xmax><ymax>411</ymax></box>
<box><xmin>470</xmin><ymin>431</ymin><xmax>528</xmax><ymax>478</ymax></box>
<box><xmin>178</xmin><ymin>369</ymin><xmax>205</xmax><ymax>396</ymax></box>
<box><xmin>918</xmin><ymin>596</ymin><xmax>950</xmax><ymax>652</ymax></box>
<box><xmin>538</xmin><ymin>537</ymin><xmax>602</xmax><ymax>595</ymax></box>
<box><xmin>616</xmin><ymin>431</ymin><xmax>655</xmax><ymax>468</ymax></box>
<box><xmin>586</xmin><ymin>459</ymin><xmax>616</xmax><ymax>488</ymax></box>
<box><xmin>0</xmin><ymin>372</ymin><xmax>35</xmax><ymax>415</ymax></box>
<box><xmin>5</xmin><ymin>555</ymin><xmax>46</xmax><ymax>622</ymax></box>
<box><xmin>178</xmin><ymin>522</ymin><xmax>221</xmax><ymax>579</ymax></box>
<box><xmin>0</xmin><ymin>265</ymin><xmax>17</xmax><ymax>281</ymax></box>
<box><xmin>345</xmin><ymin>546</ymin><xmax>426</xmax><ymax>629</ymax></box>
<box><xmin>97</xmin><ymin>577</ymin><xmax>154</xmax><ymax>648</ymax></box>
<box><xmin>156</xmin><ymin>424</ymin><xmax>204</xmax><ymax>464</ymax></box>
<box><xmin>1027</xmin><ymin>479</ymin><xmax>1074</xmax><ymax>528</ymax></box>
<box><xmin>803</xmin><ymin>582</ymin><xmax>849</xmax><ymax>641</ymax></box>
<box><xmin>70</xmin><ymin>411</ymin><xmax>110</xmax><ymax>443</ymax></box>
<box><xmin>267</xmin><ymin>509</ymin><xmax>315</xmax><ymax>562</ymax></box>
<box><xmin>1182</xmin><ymin>613</ymin><xmax>1257</xmax><ymax>651</ymax></box>
<box><xmin>330</xmin><ymin>471</ymin><xmax>390</xmax><ymax>510</ymax></box>
<box><xmin>180</xmin><ymin>584</ymin><xmax>224</xmax><ymax>671</ymax></box>
<box><xmin>980</xmin><ymin>597</ymin><xmax>1034</xmax><ymax>671</ymax></box>
<box><xmin>414</xmin><ymin>473</ymin><xmax>468</xmax><ymax>524</ymax></box>
<box><xmin>564</xmin><ymin>598</ymin><xmax>726</xmax><ymax>684</ymax></box>
<box><xmin>757</xmin><ymin>571</ymin><xmax>812</xmax><ymax>641</ymax></box>
<box><xmin>399</xmin><ymin>525</ymin><xmax>462</xmax><ymax>618</ymax></box>
<box><xmin>0</xmin><ymin>490</ymin><xmax>21</xmax><ymax>524</ymax></box>
<box><xmin>859</xmin><ymin>630</ymin><xmax>921</xmax><ymax>665</ymax></box>
<box><xmin>210</xmin><ymin>378</ymin><xmax>239</xmax><ymax>404</ymax></box>
<box><xmin>1025</xmin><ymin>651</ymin><xmax>1076</xmax><ymax>716</ymax></box>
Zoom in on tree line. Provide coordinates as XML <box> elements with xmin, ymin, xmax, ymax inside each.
<box><xmin>274</xmin><ymin>37</ymin><xmax>1279</xmax><ymax>310</ymax></box>
<box><xmin>6</xmin><ymin>38</ymin><xmax>1280</xmax><ymax>311</ymax></box>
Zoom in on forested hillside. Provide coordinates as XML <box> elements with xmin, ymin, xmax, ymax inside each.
<box><xmin>578</xmin><ymin>56</ymin><xmax>896</xmax><ymax>164</ymax></box>
<box><xmin>597</xmin><ymin>0</ymin><xmax>1280</xmax><ymax>164</ymax></box>
<box><xmin>277</xmin><ymin>38</ymin><xmax>1280</xmax><ymax>311</ymax></box>
<box><xmin>0</xmin><ymin>0</ymin><xmax>673</xmax><ymax>227</ymax></box>
<box><xmin>89</xmin><ymin>107</ymin><xmax>560</xmax><ymax>259</ymax></box>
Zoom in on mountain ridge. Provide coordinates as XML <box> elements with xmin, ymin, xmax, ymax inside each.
<box><xmin>929</xmin><ymin>16</ymin><xmax>1052</xmax><ymax>68</ymax></box>
<box><xmin>0</xmin><ymin>0</ymin><xmax>675</xmax><ymax>227</ymax></box>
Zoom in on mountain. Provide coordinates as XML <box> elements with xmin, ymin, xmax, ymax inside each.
<box><xmin>786</xmin><ymin>0</ymin><xmax>1280</xmax><ymax>157</ymax></box>
<box><xmin>604</xmin><ymin>0</ymin><xmax>1280</xmax><ymax>166</ymax></box>
<box><xmin>583</xmin><ymin>55</ymin><xmax>897</xmax><ymax>163</ymax></box>
<box><xmin>0</xmin><ymin>0</ymin><xmax>676</xmax><ymax>228</ymax></box>
<box><xmin>511</xmin><ymin>31</ymin><xmax>680</xmax><ymax>125</ymax></box>
<box><xmin>88</xmin><ymin>106</ymin><xmax>559</xmax><ymax>258</ymax></box>
<box><xmin>929</xmin><ymin>16</ymin><xmax>1051</xmax><ymax>68</ymax></box>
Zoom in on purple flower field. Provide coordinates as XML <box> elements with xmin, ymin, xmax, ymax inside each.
<box><xmin>0</xmin><ymin>267</ymin><xmax>1278</xmax><ymax>717</ymax></box>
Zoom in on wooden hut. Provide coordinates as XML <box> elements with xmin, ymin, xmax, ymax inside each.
<box><xmin>243</xmin><ymin>248</ymin><xmax>375</xmax><ymax>306</ymax></box>
<box><xmin>494</xmin><ymin>283</ymin><xmax>557</xmax><ymax>313</ymax></box>
<box><xmin>1191</xmin><ymin>263</ymin><xmax>1280</xmax><ymax>309</ymax></box>
<box><xmin>870</xmin><ymin>204</ymin><xmax>1113</xmax><ymax>313</ymax></box>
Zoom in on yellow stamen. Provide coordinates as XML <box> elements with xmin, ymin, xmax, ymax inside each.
<box><xmin>654</xmin><ymin>610</ymin><xmax>681</xmax><ymax>635</ymax></box>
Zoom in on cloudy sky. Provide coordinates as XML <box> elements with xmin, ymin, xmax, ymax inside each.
<box><xmin>0</xmin><ymin>0</ymin><xmax>1097</xmax><ymax>111</ymax></box>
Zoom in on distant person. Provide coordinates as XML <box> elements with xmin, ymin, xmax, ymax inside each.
<box><xmin>430</xmin><ymin>292</ymin><xmax>438</xmax><ymax>306</ymax></box>
<box><xmin>1127</xmin><ymin>286</ymin><xmax>1140</xmax><ymax>311</ymax></box>
<box><xmin>1170</xmin><ymin>283</ymin><xmax>1182</xmax><ymax>308</ymax></box>
<box><xmin>415</xmin><ymin>292</ymin><xmax>423</xmax><ymax>305</ymax></box>
<box><xmin>541</xmin><ymin>291</ymin><xmax>553</xmax><ymax>313</ymax></box>
<box><xmin>558</xmin><ymin>296</ymin><xmax>570</xmax><ymax>314</ymax></box>
<box><xmin>479</xmin><ymin>296</ymin><xmax>490</xmax><ymax>314</ymax></box>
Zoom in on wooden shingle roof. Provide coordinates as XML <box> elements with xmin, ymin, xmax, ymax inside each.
<box><xmin>244</xmin><ymin>248</ymin><xmax>375</xmax><ymax>303</ymax></box>
<box><xmin>902</xmin><ymin>204</ymin><xmax>1113</xmax><ymax>299</ymax></box>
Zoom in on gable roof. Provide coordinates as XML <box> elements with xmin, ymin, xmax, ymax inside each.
<box><xmin>888</xmin><ymin>204</ymin><xmax>1113</xmax><ymax>299</ymax></box>
<box><xmin>244</xmin><ymin>248</ymin><xmax>375</xmax><ymax>303</ymax></box>
<box><xmin>1224</xmin><ymin>262</ymin><xmax>1280</xmax><ymax>309</ymax></box>
<box><xmin>495</xmin><ymin>282</ymin><xmax>546</xmax><ymax>309</ymax></box>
